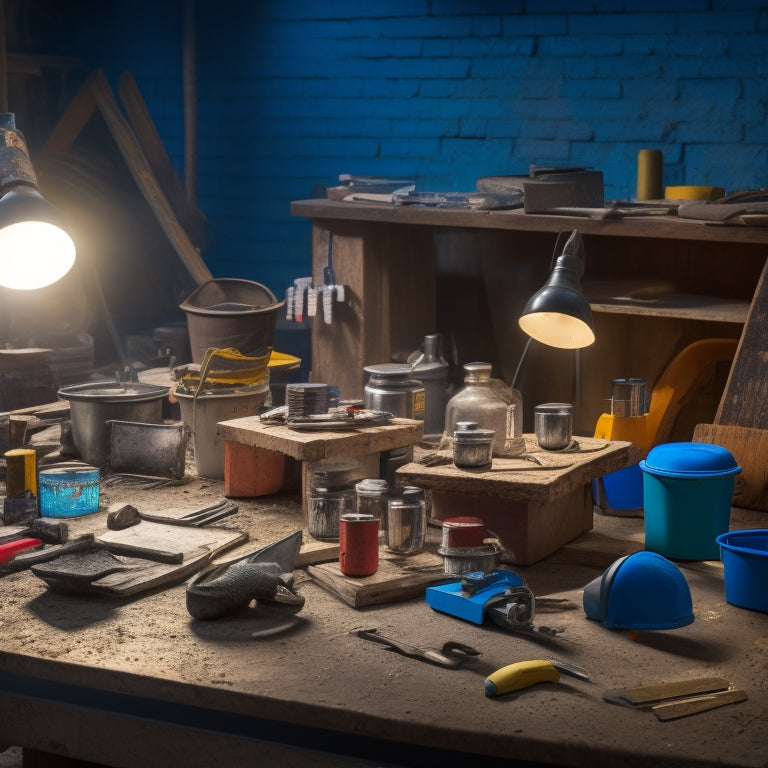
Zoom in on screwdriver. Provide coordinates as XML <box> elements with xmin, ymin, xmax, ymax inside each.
<box><xmin>485</xmin><ymin>659</ymin><xmax>590</xmax><ymax>697</ymax></box>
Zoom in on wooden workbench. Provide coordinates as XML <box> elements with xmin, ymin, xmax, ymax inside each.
<box><xmin>0</xmin><ymin>472</ymin><xmax>766</xmax><ymax>768</ymax></box>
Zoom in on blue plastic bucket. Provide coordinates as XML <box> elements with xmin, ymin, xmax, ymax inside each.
<box><xmin>716</xmin><ymin>529</ymin><xmax>768</xmax><ymax>613</ymax></box>
<box><xmin>640</xmin><ymin>442</ymin><xmax>741</xmax><ymax>560</ymax></box>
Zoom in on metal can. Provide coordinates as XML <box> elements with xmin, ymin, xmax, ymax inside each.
<box><xmin>339</xmin><ymin>513</ymin><xmax>379</xmax><ymax>576</ymax></box>
<box><xmin>363</xmin><ymin>364</ymin><xmax>425</xmax><ymax>420</ymax></box>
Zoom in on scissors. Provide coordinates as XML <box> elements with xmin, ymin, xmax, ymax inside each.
<box><xmin>355</xmin><ymin>628</ymin><xmax>481</xmax><ymax>669</ymax></box>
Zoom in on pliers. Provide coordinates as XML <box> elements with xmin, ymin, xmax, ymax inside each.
<box><xmin>355</xmin><ymin>628</ymin><xmax>481</xmax><ymax>668</ymax></box>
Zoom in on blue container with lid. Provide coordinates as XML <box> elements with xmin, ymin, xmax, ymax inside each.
<box><xmin>640</xmin><ymin>442</ymin><xmax>741</xmax><ymax>561</ymax></box>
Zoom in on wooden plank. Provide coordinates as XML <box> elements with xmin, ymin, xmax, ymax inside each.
<box><xmin>715</xmin><ymin>254</ymin><xmax>768</xmax><ymax>429</ymax></box>
<box><xmin>307</xmin><ymin>549</ymin><xmax>446</xmax><ymax>608</ymax></box>
<box><xmin>96</xmin><ymin>521</ymin><xmax>247</xmax><ymax>563</ymax></box>
<box><xmin>118</xmin><ymin>71</ymin><xmax>207</xmax><ymax>249</ymax></box>
<box><xmin>397</xmin><ymin>437</ymin><xmax>638</xmax><ymax>503</ymax></box>
<box><xmin>692</xmin><ymin>423</ymin><xmax>768</xmax><ymax>511</ymax></box>
<box><xmin>41</xmin><ymin>69</ymin><xmax>212</xmax><ymax>286</ymax></box>
<box><xmin>217</xmin><ymin>417</ymin><xmax>423</xmax><ymax>462</ymax></box>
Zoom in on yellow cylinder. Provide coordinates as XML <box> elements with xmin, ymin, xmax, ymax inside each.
<box><xmin>636</xmin><ymin>149</ymin><xmax>663</xmax><ymax>200</ymax></box>
<box><xmin>5</xmin><ymin>448</ymin><xmax>37</xmax><ymax>496</ymax></box>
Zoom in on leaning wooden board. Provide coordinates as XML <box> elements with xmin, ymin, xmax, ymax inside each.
<box><xmin>694</xmin><ymin>254</ymin><xmax>768</xmax><ymax>510</ymax></box>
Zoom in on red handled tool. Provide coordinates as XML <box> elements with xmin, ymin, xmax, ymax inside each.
<box><xmin>0</xmin><ymin>537</ymin><xmax>43</xmax><ymax>563</ymax></box>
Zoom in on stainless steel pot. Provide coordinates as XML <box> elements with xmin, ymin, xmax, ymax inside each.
<box><xmin>58</xmin><ymin>381</ymin><xmax>169</xmax><ymax>466</ymax></box>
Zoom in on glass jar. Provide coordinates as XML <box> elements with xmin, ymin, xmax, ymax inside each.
<box><xmin>306</xmin><ymin>460</ymin><xmax>361</xmax><ymax>540</ymax></box>
<box><xmin>386</xmin><ymin>486</ymin><xmax>426</xmax><ymax>555</ymax></box>
<box><xmin>442</xmin><ymin>362</ymin><xmax>523</xmax><ymax>457</ymax></box>
<box><xmin>355</xmin><ymin>478</ymin><xmax>389</xmax><ymax>541</ymax></box>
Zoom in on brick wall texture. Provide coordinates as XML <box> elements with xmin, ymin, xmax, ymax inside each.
<box><xmin>65</xmin><ymin>0</ymin><xmax>768</xmax><ymax>300</ymax></box>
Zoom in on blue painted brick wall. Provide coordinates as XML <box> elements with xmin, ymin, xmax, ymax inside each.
<box><xmin>54</xmin><ymin>0</ymin><xmax>768</xmax><ymax>301</ymax></box>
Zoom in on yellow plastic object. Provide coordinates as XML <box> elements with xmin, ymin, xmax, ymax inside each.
<box><xmin>180</xmin><ymin>347</ymin><xmax>272</xmax><ymax>389</ymax></box>
<box><xmin>268</xmin><ymin>351</ymin><xmax>301</xmax><ymax>370</ymax></box>
<box><xmin>484</xmin><ymin>660</ymin><xmax>560</xmax><ymax>697</ymax></box>
<box><xmin>594</xmin><ymin>338</ymin><xmax>738</xmax><ymax>455</ymax></box>
<box><xmin>665</xmin><ymin>185</ymin><xmax>725</xmax><ymax>201</ymax></box>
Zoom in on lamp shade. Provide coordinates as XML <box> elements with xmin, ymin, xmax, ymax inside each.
<box><xmin>0</xmin><ymin>188</ymin><xmax>76</xmax><ymax>290</ymax></box>
<box><xmin>0</xmin><ymin>113</ymin><xmax>76</xmax><ymax>291</ymax></box>
<box><xmin>518</xmin><ymin>230</ymin><xmax>595</xmax><ymax>349</ymax></box>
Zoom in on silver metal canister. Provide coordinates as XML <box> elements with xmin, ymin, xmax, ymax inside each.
<box><xmin>363</xmin><ymin>364</ymin><xmax>425</xmax><ymax>420</ymax></box>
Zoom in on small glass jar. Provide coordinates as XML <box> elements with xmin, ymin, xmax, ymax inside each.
<box><xmin>307</xmin><ymin>460</ymin><xmax>361</xmax><ymax>540</ymax></box>
<box><xmin>307</xmin><ymin>484</ymin><xmax>356</xmax><ymax>540</ymax></box>
<box><xmin>387</xmin><ymin>486</ymin><xmax>426</xmax><ymax>555</ymax></box>
<box><xmin>355</xmin><ymin>478</ymin><xmax>389</xmax><ymax>542</ymax></box>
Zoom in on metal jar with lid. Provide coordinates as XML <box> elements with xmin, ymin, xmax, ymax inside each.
<box><xmin>452</xmin><ymin>421</ymin><xmax>495</xmax><ymax>468</ymax></box>
<box><xmin>363</xmin><ymin>363</ymin><xmax>425</xmax><ymax>420</ymax></box>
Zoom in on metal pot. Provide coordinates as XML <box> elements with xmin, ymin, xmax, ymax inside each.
<box><xmin>363</xmin><ymin>363</ymin><xmax>425</xmax><ymax>420</ymax></box>
<box><xmin>58</xmin><ymin>381</ymin><xmax>169</xmax><ymax>467</ymax></box>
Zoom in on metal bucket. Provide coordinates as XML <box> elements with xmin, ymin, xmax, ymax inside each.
<box><xmin>106</xmin><ymin>420</ymin><xmax>189</xmax><ymax>478</ymax></box>
<box><xmin>58</xmin><ymin>381</ymin><xmax>169</xmax><ymax>467</ymax></box>
<box><xmin>180</xmin><ymin>279</ymin><xmax>284</xmax><ymax>363</ymax></box>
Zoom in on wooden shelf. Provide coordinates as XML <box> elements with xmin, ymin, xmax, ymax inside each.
<box><xmin>588</xmin><ymin>294</ymin><xmax>750</xmax><ymax>324</ymax></box>
<box><xmin>291</xmin><ymin>198</ymin><xmax>768</xmax><ymax>246</ymax></box>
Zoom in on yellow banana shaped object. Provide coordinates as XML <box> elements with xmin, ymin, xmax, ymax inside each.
<box><xmin>484</xmin><ymin>660</ymin><xmax>561</xmax><ymax>697</ymax></box>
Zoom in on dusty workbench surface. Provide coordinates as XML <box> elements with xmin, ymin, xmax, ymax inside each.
<box><xmin>0</xmin><ymin>470</ymin><xmax>767</xmax><ymax>768</ymax></box>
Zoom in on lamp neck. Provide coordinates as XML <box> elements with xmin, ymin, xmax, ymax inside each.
<box><xmin>0</xmin><ymin>120</ymin><xmax>38</xmax><ymax>192</ymax></box>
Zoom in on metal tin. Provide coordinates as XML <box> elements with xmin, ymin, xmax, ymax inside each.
<box><xmin>534</xmin><ymin>403</ymin><xmax>573</xmax><ymax>451</ymax></box>
<box><xmin>453</xmin><ymin>421</ymin><xmax>494</xmax><ymax>468</ymax></box>
<box><xmin>441</xmin><ymin>517</ymin><xmax>487</xmax><ymax>549</ymax></box>
<box><xmin>437</xmin><ymin>543</ymin><xmax>503</xmax><ymax>576</ymax></box>
<box><xmin>339</xmin><ymin>513</ymin><xmax>379</xmax><ymax>576</ymax></box>
<box><xmin>363</xmin><ymin>364</ymin><xmax>425</xmax><ymax>420</ymax></box>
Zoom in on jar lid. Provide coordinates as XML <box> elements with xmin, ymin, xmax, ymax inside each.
<box><xmin>639</xmin><ymin>441</ymin><xmax>742</xmax><ymax>478</ymax></box>
<box><xmin>341</xmin><ymin>513</ymin><xmax>376</xmax><ymax>522</ymax></box>
<box><xmin>454</xmin><ymin>422</ymin><xmax>495</xmax><ymax>440</ymax></box>
<box><xmin>364</xmin><ymin>363</ymin><xmax>413</xmax><ymax>380</ymax></box>
<box><xmin>534</xmin><ymin>402</ymin><xmax>573</xmax><ymax>414</ymax></box>
<box><xmin>356</xmin><ymin>478</ymin><xmax>388</xmax><ymax>493</ymax></box>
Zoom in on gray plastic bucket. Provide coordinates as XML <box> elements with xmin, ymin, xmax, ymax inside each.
<box><xmin>176</xmin><ymin>384</ymin><xmax>269</xmax><ymax>479</ymax></box>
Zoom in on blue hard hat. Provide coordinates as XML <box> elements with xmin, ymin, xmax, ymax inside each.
<box><xmin>583</xmin><ymin>551</ymin><xmax>694</xmax><ymax>630</ymax></box>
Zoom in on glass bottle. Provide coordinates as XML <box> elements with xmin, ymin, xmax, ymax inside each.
<box><xmin>442</xmin><ymin>362</ymin><xmax>523</xmax><ymax>457</ymax></box>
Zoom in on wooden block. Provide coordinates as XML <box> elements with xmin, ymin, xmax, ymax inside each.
<box><xmin>430</xmin><ymin>485</ymin><xmax>594</xmax><ymax>566</ymax></box>
<box><xmin>692</xmin><ymin>423</ymin><xmax>768</xmax><ymax>511</ymax></box>
<box><xmin>217</xmin><ymin>417</ymin><xmax>423</xmax><ymax>462</ymax></box>
<box><xmin>307</xmin><ymin>549</ymin><xmax>446</xmax><ymax>608</ymax></box>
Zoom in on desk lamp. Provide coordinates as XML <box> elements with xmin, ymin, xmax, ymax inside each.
<box><xmin>0</xmin><ymin>113</ymin><xmax>76</xmax><ymax>290</ymax></box>
<box><xmin>512</xmin><ymin>229</ymin><xmax>595</xmax><ymax>389</ymax></box>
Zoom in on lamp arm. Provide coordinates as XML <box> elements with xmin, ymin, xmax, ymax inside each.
<box><xmin>511</xmin><ymin>337</ymin><xmax>532</xmax><ymax>391</ymax></box>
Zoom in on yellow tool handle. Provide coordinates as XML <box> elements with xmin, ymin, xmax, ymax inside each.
<box><xmin>484</xmin><ymin>660</ymin><xmax>560</xmax><ymax>697</ymax></box>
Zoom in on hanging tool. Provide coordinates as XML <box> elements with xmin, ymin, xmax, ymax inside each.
<box><xmin>355</xmin><ymin>628</ymin><xmax>481</xmax><ymax>669</ymax></box>
<box><xmin>484</xmin><ymin>659</ymin><xmax>590</xmax><ymax>697</ymax></box>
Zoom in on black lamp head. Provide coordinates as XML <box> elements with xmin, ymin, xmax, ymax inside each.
<box><xmin>518</xmin><ymin>229</ymin><xmax>595</xmax><ymax>350</ymax></box>
<box><xmin>0</xmin><ymin>113</ymin><xmax>76</xmax><ymax>290</ymax></box>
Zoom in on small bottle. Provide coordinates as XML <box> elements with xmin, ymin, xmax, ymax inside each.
<box><xmin>386</xmin><ymin>486</ymin><xmax>426</xmax><ymax>555</ymax></box>
<box><xmin>443</xmin><ymin>363</ymin><xmax>523</xmax><ymax>457</ymax></box>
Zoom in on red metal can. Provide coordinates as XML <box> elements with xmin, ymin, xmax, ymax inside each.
<box><xmin>339</xmin><ymin>513</ymin><xmax>379</xmax><ymax>576</ymax></box>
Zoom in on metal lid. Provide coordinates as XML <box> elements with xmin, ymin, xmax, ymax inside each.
<box><xmin>640</xmin><ymin>441</ymin><xmax>741</xmax><ymax>478</ymax></box>
<box><xmin>58</xmin><ymin>381</ymin><xmax>169</xmax><ymax>403</ymax></box>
